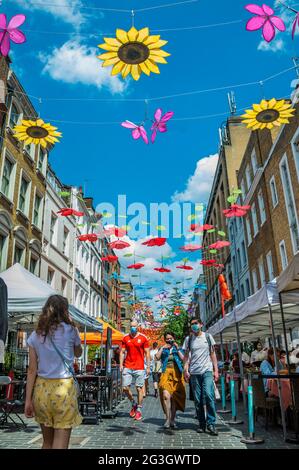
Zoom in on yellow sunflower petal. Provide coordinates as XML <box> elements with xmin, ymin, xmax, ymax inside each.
<box><xmin>103</xmin><ymin>37</ymin><xmax>122</xmax><ymax>47</ymax></box>
<box><xmin>252</xmin><ymin>123</ymin><xmax>262</xmax><ymax>130</ymax></box>
<box><xmin>25</xmin><ymin>137</ymin><xmax>33</xmax><ymax>144</ymax></box>
<box><xmin>148</xmin><ymin>40</ymin><xmax>168</xmax><ymax>49</ymax></box>
<box><xmin>16</xmin><ymin>134</ymin><xmax>28</xmax><ymax>141</ymax></box>
<box><xmin>39</xmin><ymin>139</ymin><xmax>48</xmax><ymax>148</ymax></box>
<box><xmin>268</xmin><ymin>98</ymin><xmax>277</xmax><ymax>108</ymax></box>
<box><xmin>98</xmin><ymin>51</ymin><xmax>118</xmax><ymax>60</ymax></box>
<box><xmin>241</xmin><ymin>118</ymin><xmax>256</xmax><ymax>124</ymax></box>
<box><xmin>131</xmin><ymin>64</ymin><xmax>141</xmax><ymax>81</ymax></box>
<box><xmin>266</xmin><ymin>123</ymin><xmax>274</xmax><ymax>129</ymax></box>
<box><xmin>274</xmin><ymin>99</ymin><xmax>287</xmax><ymax>110</ymax></box>
<box><xmin>111</xmin><ymin>60</ymin><xmax>125</xmax><ymax>76</ymax></box>
<box><xmin>33</xmin><ymin>139</ymin><xmax>40</xmax><ymax>145</ymax></box>
<box><xmin>122</xmin><ymin>64</ymin><xmax>131</xmax><ymax>78</ymax></box>
<box><xmin>137</xmin><ymin>27</ymin><xmax>149</xmax><ymax>42</ymax></box>
<box><xmin>259</xmin><ymin>123</ymin><xmax>267</xmax><ymax>130</ymax></box>
<box><xmin>149</xmin><ymin>54</ymin><xmax>167</xmax><ymax>64</ymax></box>
<box><xmin>98</xmin><ymin>43</ymin><xmax>119</xmax><ymax>52</ymax></box>
<box><xmin>139</xmin><ymin>61</ymin><xmax>150</xmax><ymax>76</ymax></box>
<box><xmin>145</xmin><ymin>59</ymin><xmax>160</xmax><ymax>74</ymax></box>
<box><xmin>127</xmin><ymin>27</ymin><xmax>139</xmax><ymax>41</ymax></box>
<box><xmin>116</xmin><ymin>29</ymin><xmax>129</xmax><ymax>44</ymax></box>
<box><xmin>246</xmin><ymin>121</ymin><xmax>259</xmax><ymax>128</ymax></box>
<box><xmin>148</xmin><ymin>49</ymin><xmax>170</xmax><ymax>57</ymax></box>
<box><xmin>103</xmin><ymin>56</ymin><xmax>121</xmax><ymax>67</ymax></box>
<box><xmin>144</xmin><ymin>35</ymin><xmax>160</xmax><ymax>45</ymax></box>
<box><xmin>260</xmin><ymin>100</ymin><xmax>268</xmax><ymax>110</ymax></box>
<box><xmin>277</xmin><ymin>118</ymin><xmax>290</xmax><ymax>124</ymax></box>
<box><xmin>253</xmin><ymin>104</ymin><xmax>262</xmax><ymax>112</ymax></box>
<box><xmin>280</xmin><ymin>111</ymin><xmax>295</xmax><ymax>118</ymax></box>
<box><xmin>36</xmin><ymin>119</ymin><xmax>45</xmax><ymax>126</ymax></box>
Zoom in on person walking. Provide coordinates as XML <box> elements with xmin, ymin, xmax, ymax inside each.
<box><xmin>150</xmin><ymin>342</ymin><xmax>161</xmax><ymax>398</ymax></box>
<box><xmin>24</xmin><ymin>295</ymin><xmax>82</xmax><ymax>449</ymax></box>
<box><xmin>155</xmin><ymin>331</ymin><xmax>186</xmax><ymax>429</ymax></box>
<box><xmin>120</xmin><ymin>319</ymin><xmax>150</xmax><ymax>421</ymax></box>
<box><xmin>183</xmin><ymin>318</ymin><xmax>219</xmax><ymax>436</ymax></box>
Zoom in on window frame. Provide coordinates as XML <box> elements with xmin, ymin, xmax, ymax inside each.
<box><xmin>18</xmin><ymin>170</ymin><xmax>31</xmax><ymax>217</ymax></box>
<box><xmin>258</xmin><ymin>189</ymin><xmax>267</xmax><ymax>226</ymax></box>
<box><xmin>279</xmin><ymin>154</ymin><xmax>299</xmax><ymax>255</ymax></box>
<box><xmin>279</xmin><ymin>240</ymin><xmax>288</xmax><ymax>271</ymax></box>
<box><xmin>251</xmin><ymin>202</ymin><xmax>259</xmax><ymax>237</ymax></box>
<box><xmin>269</xmin><ymin>175</ymin><xmax>278</xmax><ymax>208</ymax></box>
<box><xmin>0</xmin><ymin>149</ymin><xmax>16</xmax><ymax>202</ymax></box>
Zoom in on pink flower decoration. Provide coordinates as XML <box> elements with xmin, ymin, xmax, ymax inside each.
<box><xmin>245</xmin><ymin>4</ymin><xmax>286</xmax><ymax>43</ymax></box>
<box><xmin>0</xmin><ymin>14</ymin><xmax>26</xmax><ymax>57</ymax></box>
<box><xmin>151</xmin><ymin>108</ymin><xmax>174</xmax><ymax>143</ymax></box>
<box><xmin>121</xmin><ymin>120</ymin><xmax>148</xmax><ymax>144</ymax></box>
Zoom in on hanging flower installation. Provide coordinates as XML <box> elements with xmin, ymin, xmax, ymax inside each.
<box><xmin>13</xmin><ymin>119</ymin><xmax>62</xmax><ymax>148</ymax></box>
<box><xmin>57</xmin><ymin>208</ymin><xmax>84</xmax><ymax>217</ymax></box>
<box><xmin>151</xmin><ymin>109</ymin><xmax>174</xmax><ymax>143</ymax></box>
<box><xmin>102</xmin><ymin>255</ymin><xmax>118</xmax><ymax>263</ymax></box>
<box><xmin>241</xmin><ymin>99</ymin><xmax>295</xmax><ymax>130</ymax></box>
<box><xmin>98</xmin><ymin>27</ymin><xmax>170</xmax><ymax>81</ymax></box>
<box><xmin>0</xmin><ymin>14</ymin><xmax>26</xmax><ymax>57</ymax></box>
<box><xmin>209</xmin><ymin>240</ymin><xmax>231</xmax><ymax>250</ymax></box>
<box><xmin>127</xmin><ymin>263</ymin><xmax>145</xmax><ymax>270</ymax></box>
<box><xmin>142</xmin><ymin>237</ymin><xmax>167</xmax><ymax>247</ymax></box>
<box><xmin>109</xmin><ymin>240</ymin><xmax>131</xmax><ymax>250</ymax></box>
<box><xmin>245</xmin><ymin>4</ymin><xmax>286</xmax><ymax>43</ymax></box>
<box><xmin>223</xmin><ymin>204</ymin><xmax>251</xmax><ymax>218</ymax></box>
<box><xmin>121</xmin><ymin>121</ymin><xmax>148</xmax><ymax>144</ymax></box>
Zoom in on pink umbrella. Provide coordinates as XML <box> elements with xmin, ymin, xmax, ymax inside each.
<box><xmin>189</xmin><ymin>223</ymin><xmax>214</xmax><ymax>232</ymax></box>
<box><xmin>223</xmin><ymin>204</ymin><xmax>251</xmax><ymax>218</ymax></box>
<box><xmin>154</xmin><ymin>267</ymin><xmax>171</xmax><ymax>273</ymax></box>
<box><xmin>176</xmin><ymin>265</ymin><xmax>193</xmax><ymax>270</ymax></box>
<box><xmin>200</xmin><ymin>259</ymin><xmax>216</xmax><ymax>266</ymax></box>
<box><xmin>209</xmin><ymin>240</ymin><xmax>231</xmax><ymax>250</ymax></box>
<box><xmin>127</xmin><ymin>263</ymin><xmax>144</xmax><ymax>270</ymax></box>
<box><xmin>109</xmin><ymin>240</ymin><xmax>131</xmax><ymax>250</ymax></box>
<box><xmin>0</xmin><ymin>14</ymin><xmax>26</xmax><ymax>57</ymax></box>
<box><xmin>180</xmin><ymin>244</ymin><xmax>202</xmax><ymax>252</ymax></box>
<box><xmin>142</xmin><ymin>237</ymin><xmax>167</xmax><ymax>247</ymax></box>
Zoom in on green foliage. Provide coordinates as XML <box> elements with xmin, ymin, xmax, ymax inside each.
<box><xmin>161</xmin><ymin>288</ymin><xmax>190</xmax><ymax>345</ymax></box>
<box><xmin>88</xmin><ymin>344</ymin><xmax>100</xmax><ymax>363</ymax></box>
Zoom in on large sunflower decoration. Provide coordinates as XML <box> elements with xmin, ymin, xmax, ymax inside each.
<box><xmin>241</xmin><ymin>99</ymin><xmax>295</xmax><ymax>130</ymax></box>
<box><xmin>13</xmin><ymin>119</ymin><xmax>62</xmax><ymax>148</ymax></box>
<box><xmin>98</xmin><ymin>27</ymin><xmax>170</xmax><ymax>81</ymax></box>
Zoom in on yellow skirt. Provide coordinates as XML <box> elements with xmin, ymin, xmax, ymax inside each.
<box><xmin>159</xmin><ymin>366</ymin><xmax>186</xmax><ymax>413</ymax></box>
<box><xmin>33</xmin><ymin>377</ymin><xmax>82</xmax><ymax>429</ymax></box>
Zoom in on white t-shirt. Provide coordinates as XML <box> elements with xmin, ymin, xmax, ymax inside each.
<box><xmin>183</xmin><ymin>332</ymin><xmax>215</xmax><ymax>375</ymax></box>
<box><xmin>27</xmin><ymin>322</ymin><xmax>81</xmax><ymax>379</ymax></box>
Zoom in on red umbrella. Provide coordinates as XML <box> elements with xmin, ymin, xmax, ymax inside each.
<box><xmin>189</xmin><ymin>223</ymin><xmax>214</xmax><ymax>232</ymax></box>
<box><xmin>223</xmin><ymin>204</ymin><xmax>251</xmax><ymax>218</ymax></box>
<box><xmin>142</xmin><ymin>237</ymin><xmax>167</xmax><ymax>247</ymax></box>
<box><xmin>200</xmin><ymin>259</ymin><xmax>216</xmax><ymax>266</ymax></box>
<box><xmin>109</xmin><ymin>240</ymin><xmax>130</xmax><ymax>250</ymax></box>
<box><xmin>102</xmin><ymin>255</ymin><xmax>118</xmax><ymax>262</ymax></box>
<box><xmin>105</xmin><ymin>227</ymin><xmax>127</xmax><ymax>237</ymax></box>
<box><xmin>209</xmin><ymin>240</ymin><xmax>231</xmax><ymax>249</ymax></box>
<box><xmin>127</xmin><ymin>263</ymin><xmax>144</xmax><ymax>270</ymax></box>
<box><xmin>77</xmin><ymin>234</ymin><xmax>98</xmax><ymax>242</ymax></box>
<box><xmin>154</xmin><ymin>267</ymin><xmax>171</xmax><ymax>273</ymax></box>
<box><xmin>176</xmin><ymin>265</ymin><xmax>193</xmax><ymax>270</ymax></box>
<box><xmin>180</xmin><ymin>244</ymin><xmax>202</xmax><ymax>252</ymax></box>
<box><xmin>57</xmin><ymin>208</ymin><xmax>84</xmax><ymax>217</ymax></box>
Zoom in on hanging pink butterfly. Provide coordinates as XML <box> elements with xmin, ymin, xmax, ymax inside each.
<box><xmin>151</xmin><ymin>108</ymin><xmax>174</xmax><ymax>143</ymax></box>
<box><xmin>121</xmin><ymin>120</ymin><xmax>148</xmax><ymax>144</ymax></box>
<box><xmin>0</xmin><ymin>14</ymin><xmax>26</xmax><ymax>57</ymax></box>
<box><xmin>245</xmin><ymin>4</ymin><xmax>286</xmax><ymax>43</ymax></box>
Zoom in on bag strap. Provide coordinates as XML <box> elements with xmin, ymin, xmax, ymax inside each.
<box><xmin>49</xmin><ymin>335</ymin><xmax>76</xmax><ymax>380</ymax></box>
<box><xmin>205</xmin><ymin>333</ymin><xmax>213</xmax><ymax>355</ymax></box>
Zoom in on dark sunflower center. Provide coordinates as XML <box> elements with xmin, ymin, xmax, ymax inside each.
<box><xmin>256</xmin><ymin>109</ymin><xmax>280</xmax><ymax>123</ymax></box>
<box><xmin>26</xmin><ymin>126</ymin><xmax>49</xmax><ymax>139</ymax></box>
<box><xmin>118</xmin><ymin>42</ymin><xmax>150</xmax><ymax>65</ymax></box>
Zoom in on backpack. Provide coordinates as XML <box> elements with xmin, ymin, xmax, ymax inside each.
<box><xmin>187</xmin><ymin>332</ymin><xmax>213</xmax><ymax>354</ymax></box>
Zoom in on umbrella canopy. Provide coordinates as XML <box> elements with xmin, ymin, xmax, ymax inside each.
<box><xmin>80</xmin><ymin>319</ymin><xmax>124</xmax><ymax>344</ymax></box>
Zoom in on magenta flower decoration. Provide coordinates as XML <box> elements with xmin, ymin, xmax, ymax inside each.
<box><xmin>151</xmin><ymin>108</ymin><xmax>174</xmax><ymax>143</ymax></box>
<box><xmin>121</xmin><ymin>120</ymin><xmax>148</xmax><ymax>144</ymax></box>
<box><xmin>0</xmin><ymin>14</ymin><xmax>26</xmax><ymax>57</ymax></box>
<box><xmin>245</xmin><ymin>4</ymin><xmax>286</xmax><ymax>43</ymax></box>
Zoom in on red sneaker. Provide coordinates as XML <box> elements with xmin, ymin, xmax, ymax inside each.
<box><xmin>134</xmin><ymin>410</ymin><xmax>142</xmax><ymax>421</ymax></box>
<box><xmin>129</xmin><ymin>404</ymin><xmax>137</xmax><ymax>418</ymax></box>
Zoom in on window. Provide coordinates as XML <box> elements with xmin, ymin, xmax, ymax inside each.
<box><xmin>18</xmin><ymin>176</ymin><xmax>30</xmax><ymax>215</ymax></box>
<box><xmin>33</xmin><ymin>193</ymin><xmax>42</xmax><ymax>227</ymax></box>
<box><xmin>14</xmin><ymin>245</ymin><xmax>25</xmax><ymax>265</ymax></box>
<box><xmin>9</xmin><ymin>103</ymin><xmax>20</xmax><ymax>128</ymax></box>
<box><xmin>241</xmin><ymin>241</ymin><xmax>247</xmax><ymax>265</ymax></box>
<box><xmin>258</xmin><ymin>257</ymin><xmax>266</xmax><ymax>286</ymax></box>
<box><xmin>241</xmin><ymin>179</ymin><xmax>246</xmax><ymax>202</ymax></box>
<box><xmin>270</xmin><ymin>176</ymin><xmax>278</xmax><ymax>208</ymax></box>
<box><xmin>232</xmin><ymin>255</ymin><xmax>237</xmax><ymax>275</ymax></box>
<box><xmin>50</xmin><ymin>214</ymin><xmax>57</xmax><ymax>245</ymax></box>
<box><xmin>24</xmin><ymin>143</ymin><xmax>35</xmax><ymax>160</ymax></box>
<box><xmin>61</xmin><ymin>277</ymin><xmax>67</xmax><ymax>296</ymax></box>
<box><xmin>251</xmin><ymin>202</ymin><xmax>259</xmax><ymax>236</ymax></box>
<box><xmin>245</xmin><ymin>278</ymin><xmax>251</xmax><ymax>297</ymax></box>
<box><xmin>47</xmin><ymin>268</ymin><xmax>54</xmax><ymax>286</ymax></box>
<box><xmin>38</xmin><ymin>147</ymin><xmax>46</xmax><ymax>174</ymax></box>
<box><xmin>237</xmin><ymin>248</ymin><xmax>241</xmax><ymax>272</ymax></box>
<box><xmin>279</xmin><ymin>240</ymin><xmax>288</xmax><ymax>270</ymax></box>
<box><xmin>245</xmin><ymin>164</ymin><xmax>252</xmax><ymax>191</ymax></box>
<box><xmin>62</xmin><ymin>227</ymin><xmax>69</xmax><ymax>256</ymax></box>
<box><xmin>1</xmin><ymin>158</ymin><xmax>13</xmax><ymax>197</ymax></box>
<box><xmin>258</xmin><ymin>190</ymin><xmax>266</xmax><ymax>225</ymax></box>
<box><xmin>121</xmin><ymin>307</ymin><xmax>126</xmax><ymax>319</ymax></box>
<box><xmin>291</xmin><ymin>129</ymin><xmax>299</xmax><ymax>180</ymax></box>
<box><xmin>245</xmin><ymin>217</ymin><xmax>252</xmax><ymax>245</ymax></box>
<box><xmin>252</xmin><ymin>270</ymin><xmax>258</xmax><ymax>293</ymax></box>
<box><xmin>266</xmin><ymin>251</ymin><xmax>274</xmax><ymax>281</ymax></box>
<box><xmin>240</xmin><ymin>284</ymin><xmax>245</xmax><ymax>302</ymax></box>
<box><xmin>251</xmin><ymin>149</ymin><xmax>258</xmax><ymax>175</ymax></box>
<box><xmin>30</xmin><ymin>256</ymin><xmax>38</xmax><ymax>275</ymax></box>
<box><xmin>0</xmin><ymin>233</ymin><xmax>7</xmax><ymax>271</ymax></box>
<box><xmin>280</xmin><ymin>156</ymin><xmax>299</xmax><ymax>254</ymax></box>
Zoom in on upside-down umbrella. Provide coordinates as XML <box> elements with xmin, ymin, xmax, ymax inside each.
<box><xmin>209</xmin><ymin>240</ymin><xmax>231</xmax><ymax>250</ymax></box>
<box><xmin>189</xmin><ymin>223</ymin><xmax>214</xmax><ymax>232</ymax></box>
<box><xmin>176</xmin><ymin>265</ymin><xmax>193</xmax><ymax>270</ymax></box>
<box><xmin>127</xmin><ymin>263</ymin><xmax>145</xmax><ymax>270</ymax></box>
<box><xmin>154</xmin><ymin>267</ymin><xmax>171</xmax><ymax>273</ymax></box>
<box><xmin>180</xmin><ymin>244</ymin><xmax>202</xmax><ymax>252</ymax></box>
<box><xmin>223</xmin><ymin>204</ymin><xmax>251</xmax><ymax>218</ymax></box>
<box><xmin>77</xmin><ymin>234</ymin><xmax>98</xmax><ymax>242</ymax></box>
<box><xmin>104</xmin><ymin>227</ymin><xmax>127</xmax><ymax>237</ymax></box>
<box><xmin>142</xmin><ymin>237</ymin><xmax>167</xmax><ymax>247</ymax></box>
<box><xmin>102</xmin><ymin>255</ymin><xmax>118</xmax><ymax>263</ymax></box>
<box><xmin>200</xmin><ymin>259</ymin><xmax>217</xmax><ymax>266</ymax></box>
<box><xmin>57</xmin><ymin>208</ymin><xmax>84</xmax><ymax>217</ymax></box>
<box><xmin>109</xmin><ymin>240</ymin><xmax>131</xmax><ymax>250</ymax></box>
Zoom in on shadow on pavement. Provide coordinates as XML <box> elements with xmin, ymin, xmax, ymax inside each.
<box><xmin>106</xmin><ymin>424</ymin><xmax>147</xmax><ymax>436</ymax></box>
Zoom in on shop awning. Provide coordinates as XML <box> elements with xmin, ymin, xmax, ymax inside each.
<box><xmin>80</xmin><ymin>319</ymin><xmax>124</xmax><ymax>344</ymax></box>
<box><xmin>277</xmin><ymin>252</ymin><xmax>299</xmax><ymax>294</ymax></box>
<box><xmin>0</xmin><ymin>263</ymin><xmax>102</xmax><ymax>332</ymax></box>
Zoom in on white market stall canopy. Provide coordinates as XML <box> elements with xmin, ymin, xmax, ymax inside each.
<box><xmin>277</xmin><ymin>252</ymin><xmax>299</xmax><ymax>294</ymax></box>
<box><xmin>0</xmin><ymin>263</ymin><xmax>102</xmax><ymax>332</ymax></box>
<box><xmin>207</xmin><ymin>280</ymin><xmax>299</xmax><ymax>344</ymax></box>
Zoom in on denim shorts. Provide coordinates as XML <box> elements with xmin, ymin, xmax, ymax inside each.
<box><xmin>122</xmin><ymin>368</ymin><xmax>145</xmax><ymax>388</ymax></box>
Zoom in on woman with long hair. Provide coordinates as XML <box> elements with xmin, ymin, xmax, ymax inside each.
<box><xmin>260</xmin><ymin>347</ymin><xmax>276</xmax><ymax>394</ymax></box>
<box><xmin>25</xmin><ymin>295</ymin><xmax>83</xmax><ymax>449</ymax></box>
<box><xmin>155</xmin><ymin>331</ymin><xmax>186</xmax><ymax>429</ymax></box>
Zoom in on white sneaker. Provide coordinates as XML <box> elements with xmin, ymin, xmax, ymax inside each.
<box><xmin>164</xmin><ymin>421</ymin><xmax>170</xmax><ymax>429</ymax></box>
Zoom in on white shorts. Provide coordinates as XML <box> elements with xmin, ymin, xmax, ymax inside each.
<box><xmin>122</xmin><ymin>368</ymin><xmax>145</xmax><ymax>388</ymax></box>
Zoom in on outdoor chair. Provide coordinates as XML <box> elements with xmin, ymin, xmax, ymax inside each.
<box><xmin>0</xmin><ymin>376</ymin><xmax>27</xmax><ymax>429</ymax></box>
<box><xmin>252</xmin><ymin>375</ymin><xmax>280</xmax><ymax>430</ymax></box>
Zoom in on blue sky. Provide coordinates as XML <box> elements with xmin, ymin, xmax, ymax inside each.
<box><xmin>4</xmin><ymin>0</ymin><xmax>299</xmax><ymax>313</ymax></box>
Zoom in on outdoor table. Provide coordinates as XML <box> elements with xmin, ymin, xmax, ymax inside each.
<box><xmin>76</xmin><ymin>374</ymin><xmax>108</xmax><ymax>423</ymax></box>
<box><xmin>267</xmin><ymin>378</ymin><xmax>292</xmax><ymax>411</ymax></box>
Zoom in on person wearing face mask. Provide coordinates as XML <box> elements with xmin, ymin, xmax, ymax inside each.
<box><xmin>155</xmin><ymin>332</ymin><xmax>186</xmax><ymax>429</ymax></box>
<box><xmin>120</xmin><ymin>319</ymin><xmax>150</xmax><ymax>421</ymax></box>
<box><xmin>183</xmin><ymin>318</ymin><xmax>219</xmax><ymax>436</ymax></box>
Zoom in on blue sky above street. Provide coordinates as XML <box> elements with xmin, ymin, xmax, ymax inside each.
<box><xmin>4</xmin><ymin>0</ymin><xmax>299</xmax><ymax>311</ymax></box>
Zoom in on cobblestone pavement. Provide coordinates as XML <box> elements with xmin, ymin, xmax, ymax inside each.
<box><xmin>1</xmin><ymin>386</ymin><xmax>299</xmax><ymax>449</ymax></box>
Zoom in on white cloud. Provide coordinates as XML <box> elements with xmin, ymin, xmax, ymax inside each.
<box><xmin>257</xmin><ymin>38</ymin><xmax>285</xmax><ymax>53</ymax></box>
<box><xmin>172</xmin><ymin>154</ymin><xmax>218</xmax><ymax>204</ymax></box>
<box><xmin>13</xmin><ymin>0</ymin><xmax>85</xmax><ymax>27</ymax></box>
<box><xmin>257</xmin><ymin>1</ymin><xmax>295</xmax><ymax>53</ymax></box>
<box><xmin>39</xmin><ymin>40</ymin><xmax>126</xmax><ymax>94</ymax></box>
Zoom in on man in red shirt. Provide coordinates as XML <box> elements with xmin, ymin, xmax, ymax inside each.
<box><xmin>120</xmin><ymin>319</ymin><xmax>150</xmax><ymax>421</ymax></box>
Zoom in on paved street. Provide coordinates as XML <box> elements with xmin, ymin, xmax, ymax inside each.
<box><xmin>1</xmin><ymin>385</ymin><xmax>298</xmax><ymax>449</ymax></box>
